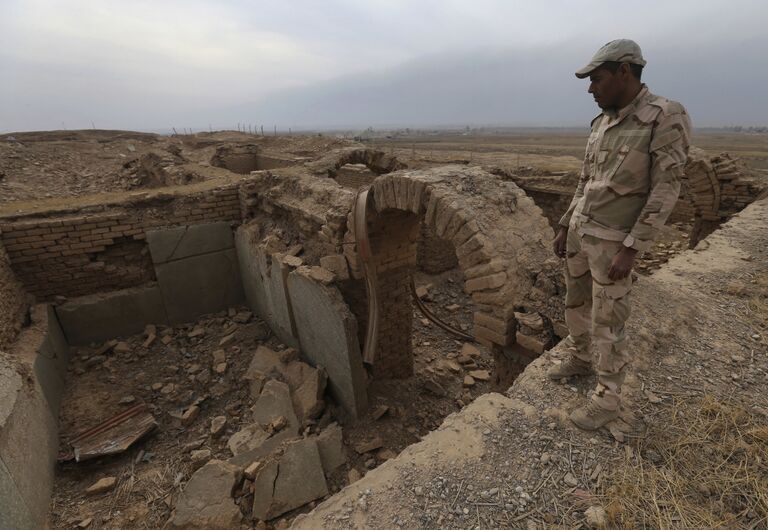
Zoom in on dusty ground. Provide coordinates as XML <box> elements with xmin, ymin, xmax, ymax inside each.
<box><xmin>49</xmin><ymin>270</ymin><xmax>492</xmax><ymax>530</ymax></box>
<box><xmin>0</xmin><ymin>130</ymin><xmax>355</xmax><ymax>206</ymax></box>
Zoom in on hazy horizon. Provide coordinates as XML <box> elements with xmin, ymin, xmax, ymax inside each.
<box><xmin>2</xmin><ymin>0</ymin><xmax>767</xmax><ymax>133</ymax></box>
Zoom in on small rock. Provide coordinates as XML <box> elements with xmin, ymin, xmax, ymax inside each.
<box><xmin>190</xmin><ymin>449</ymin><xmax>211</xmax><ymax>469</ymax></box>
<box><xmin>188</xmin><ymin>327</ymin><xmax>206</xmax><ymax>338</ymax></box>
<box><xmin>232</xmin><ymin>311</ymin><xmax>253</xmax><ymax>324</ymax></box>
<box><xmin>86</xmin><ymin>477</ymin><xmax>117</xmax><ymax>495</ymax></box>
<box><xmin>377</xmin><ymin>449</ymin><xmax>397</xmax><ymax>461</ymax></box>
<box><xmin>182</xmin><ymin>405</ymin><xmax>200</xmax><ymax>427</ymax></box>
<box><xmin>161</xmin><ymin>335</ymin><xmax>173</xmax><ymax>345</ymax></box>
<box><xmin>540</xmin><ymin>452</ymin><xmax>551</xmax><ymax>465</ymax></box>
<box><xmin>76</xmin><ymin>517</ymin><xmax>93</xmax><ymax>528</ymax></box>
<box><xmin>212</xmin><ymin>349</ymin><xmax>226</xmax><ymax>364</ymax></box>
<box><xmin>118</xmin><ymin>395</ymin><xmax>135</xmax><ymax>405</ymax></box>
<box><xmin>113</xmin><ymin>342</ymin><xmax>131</xmax><ymax>354</ymax></box>
<box><xmin>371</xmin><ymin>405</ymin><xmax>389</xmax><ymax>420</ymax></box>
<box><xmin>461</xmin><ymin>343</ymin><xmax>481</xmax><ymax>358</ymax></box>
<box><xmin>468</xmin><ymin>369</ymin><xmax>490</xmax><ymax>381</ymax></box>
<box><xmin>584</xmin><ymin>505</ymin><xmax>608</xmax><ymax>529</ymax></box>
<box><xmin>214</xmin><ymin>362</ymin><xmax>227</xmax><ymax>374</ymax></box>
<box><xmin>354</xmin><ymin>437</ymin><xmax>384</xmax><ymax>454</ymax></box>
<box><xmin>210</xmin><ymin>416</ymin><xmax>227</xmax><ymax>437</ymax></box>
<box><xmin>219</xmin><ymin>334</ymin><xmax>236</xmax><ymax>347</ymax></box>
<box><xmin>348</xmin><ymin>468</ymin><xmax>362</xmax><ymax>484</ymax></box>
<box><xmin>244</xmin><ymin>461</ymin><xmax>261</xmax><ymax>480</ymax></box>
<box><xmin>423</xmin><ymin>379</ymin><xmax>446</xmax><ymax>396</ymax></box>
<box><xmin>463</xmin><ymin>375</ymin><xmax>476</xmax><ymax>387</ymax></box>
<box><xmin>563</xmin><ymin>472</ymin><xmax>578</xmax><ymax>487</ymax></box>
<box><xmin>446</xmin><ymin>304</ymin><xmax>460</xmax><ymax>312</ymax></box>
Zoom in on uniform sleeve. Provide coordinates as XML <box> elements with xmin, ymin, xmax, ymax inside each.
<box><xmin>623</xmin><ymin>107</ymin><xmax>691</xmax><ymax>251</ymax></box>
<box><xmin>558</xmin><ymin>145</ymin><xmax>590</xmax><ymax>228</ymax></box>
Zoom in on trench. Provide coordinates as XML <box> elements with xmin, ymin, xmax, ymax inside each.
<box><xmin>29</xmin><ymin>219</ymin><xmax>504</xmax><ymax>530</ymax></box>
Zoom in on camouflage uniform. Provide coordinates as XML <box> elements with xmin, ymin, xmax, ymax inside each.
<box><xmin>559</xmin><ymin>85</ymin><xmax>692</xmax><ymax>410</ymax></box>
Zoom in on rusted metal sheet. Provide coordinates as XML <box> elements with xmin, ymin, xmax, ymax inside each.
<box><xmin>58</xmin><ymin>403</ymin><xmax>157</xmax><ymax>462</ymax></box>
<box><xmin>353</xmin><ymin>187</ymin><xmax>379</xmax><ymax>365</ymax></box>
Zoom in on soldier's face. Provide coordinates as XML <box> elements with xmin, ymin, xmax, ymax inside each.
<box><xmin>588</xmin><ymin>67</ymin><xmax>623</xmax><ymax>109</ymax></box>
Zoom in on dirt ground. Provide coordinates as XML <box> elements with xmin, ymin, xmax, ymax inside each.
<box><xmin>49</xmin><ymin>270</ymin><xmax>493</xmax><ymax>530</ymax></box>
<box><xmin>0</xmin><ymin>130</ymin><xmax>356</xmax><ymax>207</ymax></box>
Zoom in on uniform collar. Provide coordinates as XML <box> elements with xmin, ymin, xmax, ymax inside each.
<box><xmin>603</xmin><ymin>84</ymin><xmax>649</xmax><ymax>121</ymax></box>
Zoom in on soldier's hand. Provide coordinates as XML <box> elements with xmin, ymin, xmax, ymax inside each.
<box><xmin>553</xmin><ymin>227</ymin><xmax>568</xmax><ymax>258</ymax></box>
<box><xmin>608</xmin><ymin>247</ymin><xmax>637</xmax><ymax>280</ymax></box>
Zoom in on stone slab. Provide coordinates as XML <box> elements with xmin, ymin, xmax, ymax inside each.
<box><xmin>171</xmin><ymin>459</ymin><xmax>242</xmax><ymax>529</ymax></box>
<box><xmin>31</xmin><ymin>305</ymin><xmax>71</xmax><ymax>415</ymax></box>
<box><xmin>147</xmin><ymin>222</ymin><xmax>234</xmax><ymax>265</ymax></box>
<box><xmin>251</xmin><ymin>438</ymin><xmax>329</xmax><ymax>520</ymax></box>
<box><xmin>0</xmin><ymin>456</ymin><xmax>33</xmax><ymax>530</ymax></box>
<box><xmin>235</xmin><ymin>226</ymin><xmax>298</xmax><ymax>348</ymax></box>
<box><xmin>155</xmin><ymin>249</ymin><xmax>244</xmax><ymax>324</ymax></box>
<box><xmin>0</xmin><ymin>356</ymin><xmax>58</xmax><ymax>530</ymax></box>
<box><xmin>55</xmin><ymin>285</ymin><xmax>168</xmax><ymax>345</ymax></box>
<box><xmin>287</xmin><ymin>269</ymin><xmax>368</xmax><ymax>418</ymax></box>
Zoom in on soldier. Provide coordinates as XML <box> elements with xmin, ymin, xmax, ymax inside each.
<box><xmin>550</xmin><ymin>39</ymin><xmax>691</xmax><ymax>430</ymax></box>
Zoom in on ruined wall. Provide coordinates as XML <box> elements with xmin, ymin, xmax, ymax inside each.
<box><xmin>417</xmin><ymin>224</ymin><xmax>458</xmax><ymax>274</ymax></box>
<box><xmin>334</xmin><ymin>164</ymin><xmax>378</xmax><ymax>190</ymax></box>
<box><xmin>0</xmin><ymin>184</ymin><xmax>241</xmax><ymax>300</ymax></box>
<box><xmin>0</xmin><ymin>237</ymin><xmax>27</xmax><ymax>349</ymax></box>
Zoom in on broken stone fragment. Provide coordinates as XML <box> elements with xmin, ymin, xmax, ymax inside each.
<box><xmin>251</xmin><ymin>380</ymin><xmax>300</xmax><ymax>437</ymax></box>
<box><xmin>227</xmin><ymin>424</ymin><xmax>270</xmax><ymax>456</ymax></box>
<box><xmin>188</xmin><ymin>327</ymin><xmax>206</xmax><ymax>338</ymax></box>
<box><xmin>303</xmin><ymin>265</ymin><xmax>335</xmax><ymax>285</ymax></box>
<box><xmin>292</xmin><ymin>365</ymin><xmax>327</xmax><ymax>424</ymax></box>
<box><xmin>85</xmin><ymin>476</ymin><xmax>117</xmax><ymax>495</ymax></box>
<box><xmin>251</xmin><ymin>438</ymin><xmax>329</xmax><ymax>521</ymax></box>
<box><xmin>113</xmin><ymin>341</ymin><xmax>131</xmax><ymax>354</ymax></box>
<box><xmin>354</xmin><ymin>436</ymin><xmax>384</xmax><ymax>454</ymax></box>
<box><xmin>232</xmin><ymin>311</ymin><xmax>252</xmax><ymax>324</ymax></box>
<box><xmin>461</xmin><ymin>343</ymin><xmax>481</xmax><ymax>358</ymax></box>
<box><xmin>161</xmin><ymin>335</ymin><xmax>173</xmax><ymax>345</ymax></box>
<box><xmin>415</xmin><ymin>286</ymin><xmax>429</xmax><ymax>300</ymax></box>
<box><xmin>282</xmin><ymin>255</ymin><xmax>304</xmax><ymax>268</ymax></box>
<box><xmin>377</xmin><ymin>448</ymin><xmax>397</xmax><ymax>461</ymax></box>
<box><xmin>371</xmin><ymin>405</ymin><xmax>389</xmax><ymax>421</ymax></box>
<box><xmin>212</xmin><ymin>349</ymin><xmax>226</xmax><ymax>364</ymax></box>
<box><xmin>423</xmin><ymin>379</ymin><xmax>446</xmax><ymax>397</ymax></box>
<box><xmin>210</xmin><ymin>416</ymin><xmax>227</xmax><ymax>437</ymax></box>
<box><xmin>348</xmin><ymin>468</ymin><xmax>362</xmax><ymax>484</ymax></box>
<box><xmin>181</xmin><ymin>405</ymin><xmax>200</xmax><ymax>427</ymax></box>
<box><xmin>171</xmin><ymin>460</ymin><xmax>243</xmax><ymax>529</ymax></box>
<box><xmin>214</xmin><ymin>362</ymin><xmax>227</xmax><ymax>374</ymax></box>
<box><xmin>189</xmin><ymin>449</ymin><xmax>211</xmax><ymax>470</ymax></box>
<box><xmin>463</xmin><ymin>375</ymin><xmax>476</xmax><ymax>387</ymax></box>
<box><xmin>319</xmin><ymin>255</ymin><xmax>350</xmax><ymax>280</ymax></box>
<box><xmin>316</xmin><ymin>423</ymin><xmax>346</xmax><ymax>474</ymax></box>
<box><xmin>469</xmin><ymin>369</ymin><xmax>490</xmax><ymax>382</ymax></box>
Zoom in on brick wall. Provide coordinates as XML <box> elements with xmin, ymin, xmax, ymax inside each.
<box><xmin>366</xmin><ymin>209</ymin><xmax>420</xmax><ymax>379</ymax></box>
<box><xmin>334</xmin><ymin>164</ymin><xmax>378</xmax><ymax>190</ymax></box>
<box><xmin>417</xmin><ymin>224</ymin><xmax>458</xmax><ymax>274</ymax></box>
<box><xmin>0</xmin><ymin>237</ymin><xmax>27</xmax><ymax>349</ymax></box>
<box><xmin>0</xmin><ymin>184</ymin><xmax>242</xmax><ymax>300</ymax></box>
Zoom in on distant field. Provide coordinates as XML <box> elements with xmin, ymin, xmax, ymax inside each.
<box><xmin>373</xmin><ymin>129</ymin><xmax>768</xmax><ymax>173</ymax></box>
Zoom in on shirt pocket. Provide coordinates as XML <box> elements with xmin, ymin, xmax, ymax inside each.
<box><xmin>605</xmin><ymin>145</ymin><xmax>651</xmax><ymax>195</ymax></box>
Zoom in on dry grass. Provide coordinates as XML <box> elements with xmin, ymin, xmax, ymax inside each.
<box><xmin>601</xmin><ymin>396</ymin><xmax>768</xmax><ymax>529</ymax></box>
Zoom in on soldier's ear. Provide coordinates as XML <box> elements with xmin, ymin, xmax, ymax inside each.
<box><xmin>619</xmin><ymin>63</ymin><xmax>631</xmax><ymax>78</ymax></box>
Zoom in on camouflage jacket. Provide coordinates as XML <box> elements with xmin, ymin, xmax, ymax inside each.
<box><xmin>559</xmin><ymin>85</ymin><xmax>692</xmax><ymax>252</ymax></box>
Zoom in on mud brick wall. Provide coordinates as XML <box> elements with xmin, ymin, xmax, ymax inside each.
<box><xmin>417</xmin><ymin>224</ymin><xmax>458</xmax><ymax>274</ymax></box>
<box><xmin>0</xmin><ymin>185</ymin><xmax>242</xmax><ymax>300</ymax></box>
<box><xmin>366</xmin><ymin>209</ymin><xmax>420</xmax><ymax>379</ymax></box>
<box><xmin>517</xmin><ymin>187</ymin><xmax>573</xmax><ymax>231</ymax></box>
<box><xmin>334</xmin><ymin>165</ymin><xmax>377</xmax><ymax>190</ymax></box>
<box><xmin>0</xmin><ymin>235</ymin><xmax>27</xmax><ymax>349</ymax></box>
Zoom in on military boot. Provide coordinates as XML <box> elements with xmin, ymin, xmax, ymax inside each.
<box><xmin>569</xmin><ymin>400</ymin><xmax>619</xmax><ymax>430</ymax></box>
<box><xmin>547</xmin><ymin>356</ymin><xmax>594</xmax><ymax>380</ymax></box>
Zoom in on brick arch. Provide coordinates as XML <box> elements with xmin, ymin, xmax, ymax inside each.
<box><xmin>346</xmin><ymin>166</ymin><xmax>554</xmax><ymax>381</ymax></box>
<box><xmin>306</xmin><ymin>148</ymin><xmax>406</xmax><ymax>179</ymax></box>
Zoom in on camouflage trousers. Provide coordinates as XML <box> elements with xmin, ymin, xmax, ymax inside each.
<box><xmin>564</xmin><ymin>227</ymin><xmax>633</xmax><ymax>410</ymax></box>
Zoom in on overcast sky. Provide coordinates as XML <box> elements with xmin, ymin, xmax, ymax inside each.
<box><xmin>2</xmin><ymin>0</ymin><xmax>766</xmax><ymax>133</ymax></box>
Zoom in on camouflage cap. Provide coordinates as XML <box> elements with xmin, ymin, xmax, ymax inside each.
<box><xmin>575</xmin><ymin>39</ymin><xmax>646</xmax><ymax>79</ymax></box>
